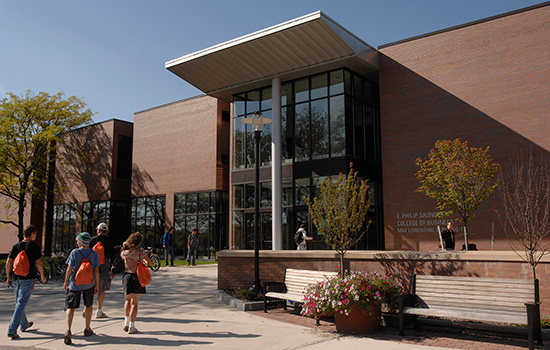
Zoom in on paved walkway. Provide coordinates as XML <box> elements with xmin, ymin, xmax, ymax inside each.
<box><xmin>0</xmin><ymin>265</ymin><xmax>545</xmax><ymax>350</ymax></box>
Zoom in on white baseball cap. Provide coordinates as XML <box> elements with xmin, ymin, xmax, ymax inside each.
<box><xmin>96</xmin><ymin>222</ymin><xmax>108</xmax><ymax>231</ymax></box>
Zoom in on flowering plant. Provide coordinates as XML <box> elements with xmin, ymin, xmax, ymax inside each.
<box><xmin>301</xmin><ymin>271</ymin><xmax>403</xmax><ymax>320</ymax></box>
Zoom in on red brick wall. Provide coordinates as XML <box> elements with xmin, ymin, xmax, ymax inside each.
<box><xmin>379</xmin><ymin>4</ymin><xmax>550</xmax><ymax>250</ymax></box>
<box><xmin>218</xmin><ymin>250</ymin><xmax>550</xmax><ymax>314</ymax></box>
<box><xmin>133</xmin><ymin>96</ymin><xmax>230</xmax><ymax>227</ymax></box>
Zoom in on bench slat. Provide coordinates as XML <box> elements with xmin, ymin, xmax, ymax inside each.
<box><xmin>403</xmin><ymin>306</ymin><xmax>527</xmax><ymax>325</ymax></box>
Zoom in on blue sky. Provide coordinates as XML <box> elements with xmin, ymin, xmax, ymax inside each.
<box><xmin>0</xmin><ymin>0</ymin><xmax>544</xmax><ymax>123</ymax></box>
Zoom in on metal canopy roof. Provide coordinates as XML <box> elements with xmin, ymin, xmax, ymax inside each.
<box><xmin>165</xmin><ymin>11</ymin><xmax>379</xmax><ymax>102</ymax></box>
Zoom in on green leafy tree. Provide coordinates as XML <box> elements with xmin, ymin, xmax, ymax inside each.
<box><xmin>0</xmin><ymin>90</ymin><xmax>93</xmax><ymax>239</ymax></box>
<box><xmin>415</xmin><ymin>139</ymin><xmax>501</xmax><ymax>250</ymax></box>
<box><xmin>305</xmin><ymin>165</ymin><xmax>372</xmax><ymax>275</ymax></box>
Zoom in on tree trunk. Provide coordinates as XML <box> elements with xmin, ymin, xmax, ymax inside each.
<box><xmin>339</xmin><ymin>253</ymin><xmax>345</xmax><ymax>276</ymax></box>
<box><xmin>17</xmin><ymin>196</ymin><xmax>25</xmax><ymax>241</ymax></box>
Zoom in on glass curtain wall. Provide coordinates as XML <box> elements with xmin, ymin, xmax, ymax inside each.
<box><xmin>130</xmin><ymin>196</ymin><xmax>166</xmax><ymax>249</ymax></box>
<box><xmin>174</xmin><ymin>191</ymin><xmax>228</xmax><ymax>259</ymax></box>
<box><xmin>231</xmin><ymin>68</ymin><xmax>382</xmax><ymax>250</ymax></box>
<box><xmin>52</xmin><ymin>203</ymin><xmax>77</xmax><ymax>253</ymax></box>
<box><xmin>82</xmin><ymin>200</ymin><xmax>110</xmax><ymax>233</ymax></box>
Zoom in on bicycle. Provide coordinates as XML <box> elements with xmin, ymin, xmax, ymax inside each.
<box><xmin>144</xmin><ymin>247</ymin><xmax>160</xmax><ymax>271</ymax></box>
<box><xmin>46</xmin><ymin>253</ymin><xmax>68</xmax><ymax>282</ymax></box>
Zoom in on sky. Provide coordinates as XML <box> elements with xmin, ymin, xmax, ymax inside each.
<box><xmin>0</xmin><ymin>0</ymin><xmax>545</xmax><ymax>124</ymax></box>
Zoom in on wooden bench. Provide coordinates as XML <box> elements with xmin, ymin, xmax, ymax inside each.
<box><xmin>263</xmin><ymin>268</ymin><xmax>338</xmax><ymax>314</ymax></box>
<box><xmin>399</xmin><ymin>274</ymin><xmax>542</xmax><ymax>349</ymax></box>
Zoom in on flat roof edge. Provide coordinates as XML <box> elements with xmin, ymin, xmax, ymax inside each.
<box><xmin>165</xmin><ymin>11</ymin><xmax>324</xmax><ymax>69</ymax></box>
<box><xmin>379</xmin><ymin>1</ymin><xmax>550</xmax><ymax>49</ymax></box>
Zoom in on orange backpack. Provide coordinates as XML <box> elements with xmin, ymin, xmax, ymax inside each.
<box><xmin>93</xmin><ymin>241</ymin><xmax>105</xmax><ymax>265</ymax></box>
<box><xmin>75</xmin><ymin>250</ymin><xmax>94</xmax><ymax>285</ymax></box>
<box><xmin>136</xmin><ymin>251</ymin><xmax>151</xmax><ymax>287</ymax></box>
<box><xmin>13</xmin><ymin>249</ymin><xmax>30</xmax><ymax>277</ymax></box>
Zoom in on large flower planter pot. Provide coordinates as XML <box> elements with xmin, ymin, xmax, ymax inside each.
<box><xmin>334</xmin><ymin>304</ymin><xmax>381</xmax><ymax>334</ymax></box>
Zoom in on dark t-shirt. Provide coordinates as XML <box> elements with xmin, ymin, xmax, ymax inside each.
<box><xmin>89</xmin><ymin>234</ymin><xmax>116</xmax><ymax>262</ymax></box>
<box><xmin>441</xmin><ymin>229</ymin><xmax>455</xmax><ymax>250</ymax></box>
<box><xmin>8</xmin><ymin>240</ymin><xmax>42</xmax><ymax>280</ymax></box>
<box><xmin>188</xmin><ymin>234</ymin><xmax>198</xmax><ymax>248</ymax></box>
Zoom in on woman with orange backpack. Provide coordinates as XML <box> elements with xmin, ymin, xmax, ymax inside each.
<box><xmin>121</xmin><ymin>232</ymin><xmax>153</xmax><ymax>335</ymax></box>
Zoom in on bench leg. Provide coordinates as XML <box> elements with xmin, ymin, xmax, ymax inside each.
<box><xmin>399</xmin><ymin>313</ymin><xmax>405</xmax><ymax>335</ymax></box>
<box><xmin>264</xmin><ymin>296</ymin><xmax>267</xmax><ymax>313</ymax></box>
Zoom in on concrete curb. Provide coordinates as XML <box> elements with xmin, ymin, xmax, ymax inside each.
<box><xmin>215</xmin><ymin>290</ymin><xmax>264</xmax><ymax>311</ymax></box>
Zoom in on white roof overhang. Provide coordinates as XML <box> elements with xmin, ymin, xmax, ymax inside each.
<box><xmin>165</xmin><ymin>11</ymin><xmax>379</xmax><ymax>101</ymax></box>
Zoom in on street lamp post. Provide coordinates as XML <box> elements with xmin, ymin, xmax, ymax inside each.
<box><xmin>242</xmin><ymin>112</ymin><xmax>272</xmax><ymax>293</ymax></box>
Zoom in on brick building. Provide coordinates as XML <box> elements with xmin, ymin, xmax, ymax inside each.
<box><xmin>1</xmin><ymin>3</ymin><xmax>548</xmax><ymax>256</ymax></box>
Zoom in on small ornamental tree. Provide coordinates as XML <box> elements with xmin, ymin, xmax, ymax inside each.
<box><xmin>305</xmin><ymin>165</ymin><xmax>372</xmax><ymax>276</ymax></box>
<box><xmin>415</xmin><ymin>139</ymin><xmax>501</xmax><ymax>250</ymax></box>
<box><xmin>498</xmin><ymin>150</ymin><xmax>550</xmax><ymax>280</ymax></box>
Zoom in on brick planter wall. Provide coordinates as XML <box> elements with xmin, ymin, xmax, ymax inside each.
<box><xmin>217</xmin><ymin>250</ymin><xmax>550</xmax><ymax>315</ymax></box>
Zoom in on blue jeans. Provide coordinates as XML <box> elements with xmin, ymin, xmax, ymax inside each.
<box><xmin>164</xmin><ymin>245</ymin><xmax>174</xmax><ymax>266</ymax></box>
<box><xmin>8</xmin><ymin>279</ymin><xmax>34</xmax><ymax>335</ymax></box>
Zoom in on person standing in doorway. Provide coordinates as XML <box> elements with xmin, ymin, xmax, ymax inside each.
<box><xmin>88</xmin><ymin>222</ymin><xmax>115</xmax><ymax>319</ymax></box>
<box><xmin>162</xmin><ymin>227</ymin><xmax>175</xmax><ymax>267</ymax></box>
<box><xmin>187</xmin><ymin>229</ymin><xmax>199</xmax><ymax>266</ymax></box>
<box><xmin>441</xmin><ymin>221</ymin><xmax>456</xmax><ymax>251</ymax></box>
<box><xmin>6</xmin><ymin>225</ymin><xmax>46</xmax><ymax>339</ymax></box>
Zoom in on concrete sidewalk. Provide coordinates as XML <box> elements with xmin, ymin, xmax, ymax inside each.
<box><xmin>0</xmin><ymin>265</ymin><xmax>462</xmax><ymax>349</ymax></box>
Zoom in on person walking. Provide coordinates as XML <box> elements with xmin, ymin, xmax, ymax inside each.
<box><xmin>295</xmin><ymin>224</ymin><xmax>312</xmax><ymax>250</ymax></box>
<box><xmin>6</xmin><ymin>225</ymin><xmax>46</xmax><ymax>339</ymax></box>
<box><xmin>121</xmin><ymin>232</ymin><xmax>153</xmax><ymax>334</ymax></box>
<box><xmin>162</xmin><ymin>227</ymin><xmax>175</xmax><ymax>267</ymax></box>
<box><xmin>88</xmin><ymin>222</ymin><xmax>115</xmax><ymax>318</ymax></box>
<box><xmin>441</xmin><ymin>221</ymin><xmax>456</xmax><ymax>251</ymax></box>
<box><xmin>187</xmin><ymin>229</ymin><xmax>199</xmax><ymax>266</ymax></box>
<box><xmin>63</xmin><ymin>232</ymin><xmax>100</xmax><ymax>345</ymax></box>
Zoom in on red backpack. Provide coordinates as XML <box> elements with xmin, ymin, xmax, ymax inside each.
<box><xmin>93</xmin><ymin>241</ymin><xmax>106</xmax><ymax>265</ymax></box>
<box><xmin>13</xmin><ymin>249</ymin><xmax>30</xmax><ymax>277</ymax></box>
<box><xmin>75</xmin><ymin>250</ymin><xmax>94</xmax><ymax>285</ymax></box>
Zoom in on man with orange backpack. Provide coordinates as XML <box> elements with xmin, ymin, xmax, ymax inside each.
<box><xmin>63</xmin><ymin>232</ymin><xmax>99</xmax><ymax>345</ymax></box>
<box><xmin>88</xmin><ymin>222</ymin><xmax>115</xmax><ymax>319</ymax></box>
<box><xmin>6</xmin><ymin>225</ymin><xmax>46</xmax><ymax>339</ymax></box>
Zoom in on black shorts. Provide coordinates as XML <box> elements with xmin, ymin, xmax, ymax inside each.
<box><xmin>65</xmin><ymin>287</ymin><xmax>94</xmax><ymax>309</ymax></box>
<box><xmin>122</xmin><ymin>272</ymin><xmax>146</xmax><ymax>295</ymax></box>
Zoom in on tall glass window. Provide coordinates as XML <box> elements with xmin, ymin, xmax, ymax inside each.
<box><xmin>130</xmin><ymin>195</ymin><xmax>165</xmax><ymax>249</ymax></box>
<box><xmin>82</xmin><ymin>200</ymin><xmax>110</xmax><ymax>233</ymax></box>
<box><xmin>174</xmin><ymin>191</ymin><xmax>228</xmax><ymax>258</ymax></box>
<box><xmin>52</xmin><ymin>203</ymin><xmax>77</xmax><ymax>252</ymax></box>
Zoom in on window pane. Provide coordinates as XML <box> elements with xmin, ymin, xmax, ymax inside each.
<box><xmin>311</xmin><ymin>73</ymin><xmax>328</xmax><ymax>100</ymax></box>
<box><xmin>187</xmin><ymin>193</ymin><xmax>197</xmax><ymax>213</ymax></box>
<box><xmin>174</xmin><ymin>194</ymin><xmax>185</xmax><ymax>216</ymax></box>
<box><xmin>365</xmin><ymin>107</ymin><xmax>375</xmax><ymax>161</ymax></box>
<box><xmin>330</xmin><ymin>95</ymin><xmax>346</xmax><ymax>157</ymax></box>
<box><xmin>260</xmin><ymin>110</ymin><xmax>272</xmax><ymax>166</ymax></box>
<box><xmin>354</xmin><ymin>100</ymin><xmax>364</xmax><ymax>158</ymax></box>
<box><xmin>282</xmin><ymin>106</ymin><xmax>293</xmax><ymax>163</ymax></box>
<box><xmin>233</xmin><ymin>94</ymin><xmax>245</xmax><ymax>116</ymax></box>
<box><xmin>295</xmin><ymin>78</ymin><xmax>309</xmax><ymax>103</ymax></box>
<box><xmin>364</xmin><ymin>81</ymin><xmax>373</xmax><ymax>105</ymax></box>
<box><xmin>330</xmin><ymin>70</ymin><xmax>344</xmax><ymax>95</ymax></box>
<box><xmin>246</xmin><ymin>91</ymin><xmax>260</xmax><ymax>114</ymax></box>
<box><xmin>232</xmin><ymin>211</ymin><xmax>243</xmax><ymax>249</ymax></box>
<box><xmin>261</xmin><ymin>182</ymin><xmax>272</xmax><ymax>208</ymax></box>
<box><xmin>311</xmin><ymin>98</ymin><xmax>329</xmax><ymax>159</ymax></box>
<box><xmin>281</xmin><ymin>82</ymin><xmax>293</xmax><ymax>106</ymax></box>
<box><xmin>295</xmin><ymin>102</ymin><xmax>310</xmax><ymax>162</ymax></box>
<box><xmin>245</xmin><ymin>183</ymin><xmax>255</xmax><ymax>209</ymax></box>
<box><xmin>282</xmin><ymin>179</ymin><xmax>293</xmax><ymax>207</ymax></box>
<box><xmin>233</xmin><ymin>116</ymin><xmax>245</xmax><ymax>169</ymax></box>
<box><xmin>295</xmin><ymin>178</ymin><xmax>310</xmax><ymax>206</ymax></box>
<box><xmin>246</xmin><ymin>117</ymin><xmax>255</xmax><ymax>168</ymax></box>
<box><xmin>354</xmin><ymin>75</ymin><xmax>363</xmax><ymax>100</ymax></box>
<box><xmin>344</xmin><ymin>70</ymin><xmax>352</xmax><ymax>95</ymax></box>
<box><xmin>198</xmin><ymin>192</ymin><xmax>210</xmax><ymax>213</ymax></box>
<box><xmin>261</xmin><ymin>88</ymin><xmax>272</xmax><ymax>111</ymax></box>
<box><xmin>233</xmin><ymin>185</ymin><xmax>243</xmax><ymax>209</ymax></box>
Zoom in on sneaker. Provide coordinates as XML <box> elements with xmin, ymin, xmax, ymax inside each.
<box><xmin>64</xmin><ymin>331</ymin><xmax>71</xmax><ymax>345</ymax></box>
<box><xmin>123</xmin><ymin>325</ymin><xmax>129</xmax><ymax>332</ymax></box>
<box><xmin>83</xmin><ymin>328</ymin><xmax>94</xmax><ymax>337</ymax></box>
<box><xmin>22</xmin><ymin>322</ymin><xmax>33</xmax><ymax>332</ymax></box>
<box><xmin>7</xmin><ymin>333</ymin><xmax>20</xmax><ymax>339</ymax></box>
<box><xmin>128</xmin><ymin>327</ymin><xmax>138</xmax><ymax>334</ymax></box>
<box><xmin>95</xmin><ymin>310</ymin><xmax>108</xmax><ymax>318</ymax></box>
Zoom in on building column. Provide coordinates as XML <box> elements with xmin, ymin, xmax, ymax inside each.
<box><xmin>272</xmin><ymin>77</ymin><xmax>282</xmax><ymax>250</ymax></box>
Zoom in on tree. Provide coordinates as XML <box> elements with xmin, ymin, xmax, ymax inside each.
<box><xmin>0</xmin><ymin>90</ymin><xmax>93</xmax><ymax>240</ymax></box>
<box><xmin>498</xmin><ymin>150</ymin><xmax>550</xmax><ymax>280</ymax></box>
<box><xmin>305</xmin><ymin>165</ymin><xmax>372</xmax><ymax>276</ymax></box>
<box><xmin>415</xmin><ymin>139</ymin><xmax>501</xmax><ymax>250</ymax></box>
